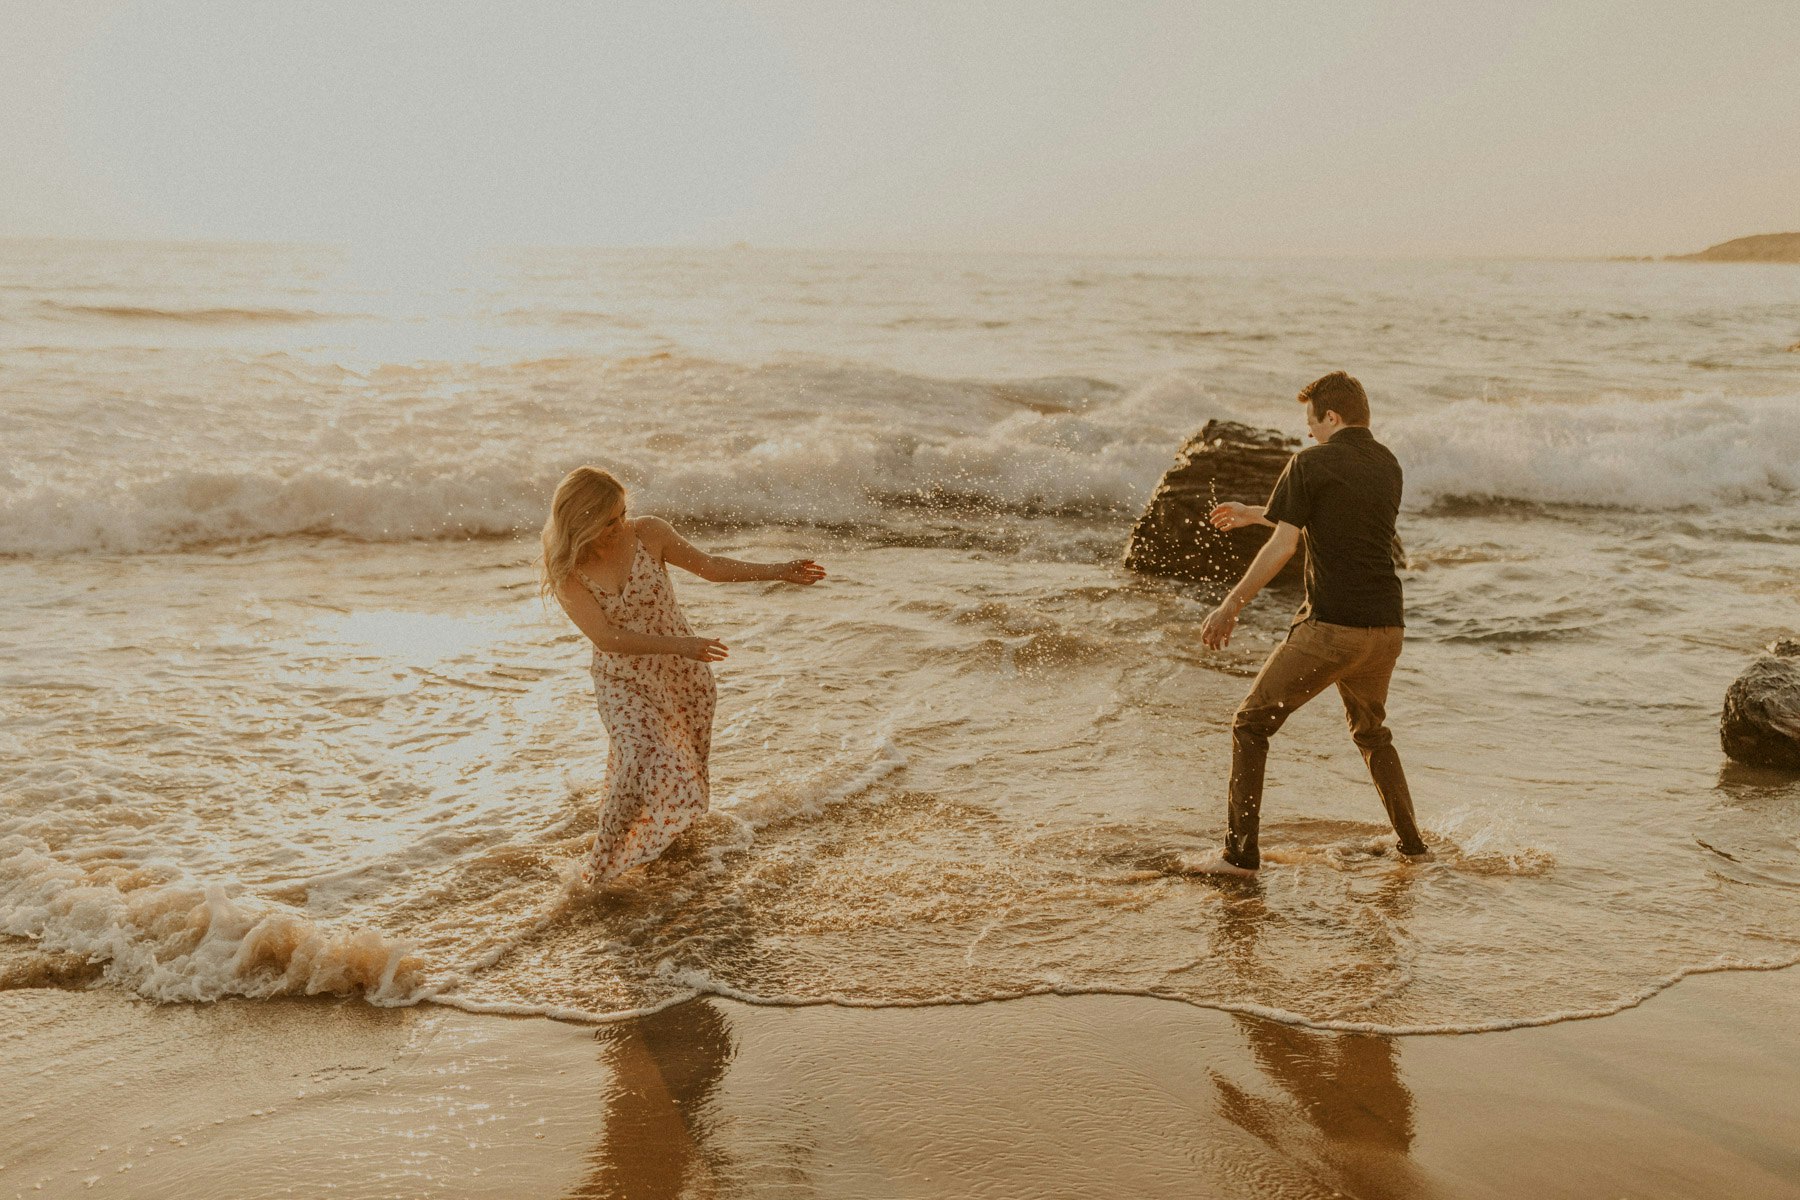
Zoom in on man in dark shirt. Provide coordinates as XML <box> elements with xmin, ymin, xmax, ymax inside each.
<box><xmin>1192</xmin><ymin>371</ymin><xmax>1429</xmax><ymax>875</ymax></box>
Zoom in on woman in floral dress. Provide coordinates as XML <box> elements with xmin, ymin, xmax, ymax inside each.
<box><xmin>541</xmin><ymin>467</ymin><xmax>825</xmax><ymax>883</ymax></box>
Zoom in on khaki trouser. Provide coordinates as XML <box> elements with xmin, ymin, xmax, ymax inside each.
<box><xmin>1225</xmin><ymin>619</ymin><xmax>1426</xmax><ymax>869</ymax></box>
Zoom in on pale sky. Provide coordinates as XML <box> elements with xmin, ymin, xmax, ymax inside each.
<box><xmin>3</xmin><ymin>0</ymin><xmax>1796</xmax><ymax>257</ymax></box>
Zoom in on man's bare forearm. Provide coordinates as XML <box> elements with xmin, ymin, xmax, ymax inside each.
<box><xmin>1223</xmin><ymin>533</ymin><xmax>1297</xmax><ymax>612</ymax></box>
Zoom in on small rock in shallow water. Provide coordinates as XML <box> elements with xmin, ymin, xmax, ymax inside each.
<box><xmin>1720</xmin><ymin>639</ymin><xmax>1800</xmax><ymax>770</ymax></box>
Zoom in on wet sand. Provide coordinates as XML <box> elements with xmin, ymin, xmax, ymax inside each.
<box><xmin>5</xmin><ymin>966</ymin><xmax>1797</xmax><ymax>1199</ymax></box>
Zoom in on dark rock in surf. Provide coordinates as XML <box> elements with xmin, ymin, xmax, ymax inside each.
<box><xmin>1123</xmin><ymin>420</ymin><xmax>1304</xmax><ymax>592</ymax></box>
<box><xmin>1721</xmin><ymin>639</ymin><xmax>1800</xmax><ymax>770</ymax></box>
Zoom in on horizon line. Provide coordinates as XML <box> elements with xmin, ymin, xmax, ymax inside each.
<box><xmin>0</xmin><ymin>232</ymin><xmax>1759</xmax><ymax>264</ymax></box>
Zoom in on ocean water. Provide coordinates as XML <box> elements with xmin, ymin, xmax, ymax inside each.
<box><xmin>2</xmin><ymin>239</ymin><xmax>1797</xmax><ymax>1034</ymax></box>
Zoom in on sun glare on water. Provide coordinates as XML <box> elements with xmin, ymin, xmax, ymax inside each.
<box><xmin>318</xmin><ymin>609</ymin><xmax>515</xmax><ymax>670</ymax></box>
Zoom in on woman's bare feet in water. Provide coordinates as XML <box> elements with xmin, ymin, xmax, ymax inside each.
<box><xmin>1188</xmin><ymin>851</ymin><xmax>1258</xmax><ymax>877</ymax></box>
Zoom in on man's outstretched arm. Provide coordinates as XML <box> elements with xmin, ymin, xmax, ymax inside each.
<box><xmin>1208</xmin><ymin>501</ymin><xmax>1275</xmax><ymax>531</ymax></box>
<box><xmin>1200</xmin><ymin>522</ymin><xmax>1301</xmax><ymax>649</ymax></box>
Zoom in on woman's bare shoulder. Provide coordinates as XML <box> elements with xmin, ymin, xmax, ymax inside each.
<box><xmin>554</xmin><ymin>569</ymin><xmax>590</xmax><ymax>605</ymax></box>
<box><xmin>631</xmin><ymin>514</ymin><xmax>678</xmax><ymax>547</ymax></box>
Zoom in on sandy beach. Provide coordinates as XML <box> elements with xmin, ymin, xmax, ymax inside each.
<box><xmin>7</xmin><ymin>965</ymin><xmax>1798</xmax><ymax>1199</ymax></box>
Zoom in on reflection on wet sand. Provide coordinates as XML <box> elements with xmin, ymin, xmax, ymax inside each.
<box><xmin>1209</xmin><ymin>869</ymin><xmax>1433</xmax><ymax>1199</ymax></box>
<box><xmin>567</xmin><ymin>1001</ymin><xmax>735</xmax><ymax>1200</ymax></box>
<box><xmin>1213</xmin><ymin>1017</ymin><xmax>1429</xmax><ymax>1199</ymax></box>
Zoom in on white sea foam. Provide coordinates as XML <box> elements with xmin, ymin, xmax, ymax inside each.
<box><xmin>0</xmin><ymin>835</ymin><xmax>422</xmax><ymax>1004</ymax></box>
<box><xmin>11</xmin><ymin>798</ymin><xmax>1787</xmax><ymax>1034</ymax></box>
<box><xmin>717</xmin><ymin>731</ymin><xmax>908</xmax><ymax>832</ymax></box>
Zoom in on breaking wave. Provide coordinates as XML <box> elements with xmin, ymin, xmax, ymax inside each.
<box><xmin>4</xmin><ymin>357</ymin><xmax>1794</xmax><ymax>558</ymax></box>
<box><xmin>0</xmin><ymin>836</ymin><xmax>421</xmax><ymax>1004</ymax></box>
<box><xmin>1393</xmin><ymin>391</ymin><xmax>1800</xmax><ymax>510</ymax></box>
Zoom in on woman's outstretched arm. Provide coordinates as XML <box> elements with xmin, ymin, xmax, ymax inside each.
<box><xmin>554</xmin><ymin>575</ymin><xmax>729</xmax><ymax>661</ymax></box>
<box><xmin>638</xmin><ymin>516</ymin><xmax>826</xmax><ymax>585</ymax></box>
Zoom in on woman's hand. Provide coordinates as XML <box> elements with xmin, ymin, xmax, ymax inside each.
<box><xmin>675</xmin><ymin>637</ymin><xmax>730</xmax><ymax>662</ymax></box>
<box><xmin>1209</xmin><ymin>502</ymin><xmax>1259</xmax><ymax>532</ymax></box>
<box><xmin>776</xmin><ymin>559</ymin><xmax>827</xmax><ymax>585</ymax></box>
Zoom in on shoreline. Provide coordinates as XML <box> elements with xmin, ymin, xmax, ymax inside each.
<box><xmin>8</xmin><ymin>963</ymin><xmax>1798</xmax><ymax>1199</ymax></box>
<box><xmin>416</xmin><ymin>953</ymin><xmax>1800</xmax><ymax>1038</ymax></box>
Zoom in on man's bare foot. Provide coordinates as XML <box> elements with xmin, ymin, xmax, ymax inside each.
<box><xmin>1187</xmin><ymin>851</ymin><xmax>1258</xmax><ymax>877</ymax></box>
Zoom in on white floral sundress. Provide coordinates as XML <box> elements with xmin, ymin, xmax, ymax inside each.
<box><xmin>575</xmin><ymin>536</ymin><xmax>717</xmax><ymax>883</ymax></box>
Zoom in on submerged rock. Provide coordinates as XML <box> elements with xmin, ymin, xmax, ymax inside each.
<box><xmin>1123</xmin><ymin>420</ymin><xmax>1303</xmax><ymax>592</ymax></box>
<box><xmin>1721</xmin><ymin>640</ymin><xmax>1800</xmax><ymax>770</ymax></box>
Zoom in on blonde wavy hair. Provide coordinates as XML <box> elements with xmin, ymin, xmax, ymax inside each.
<box><xmin>539</xmin><ymin>466</ymin><xmax>627</xmax><ymax>599</ymax></box>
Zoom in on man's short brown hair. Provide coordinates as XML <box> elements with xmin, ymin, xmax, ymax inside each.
<box><xmin>1298</xmin><ymin>371</ymin><xmax>1370</xmax><ymax>426</ymax></box>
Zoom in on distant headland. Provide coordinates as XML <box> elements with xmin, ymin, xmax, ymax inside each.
<box><xmin>1665</xmin><ymin>232</ymin><xmax>1800</xmax><ymax>263</ymax></box>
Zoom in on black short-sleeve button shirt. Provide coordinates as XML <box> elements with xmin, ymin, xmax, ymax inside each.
<box><xmin>1262</xmin><ymin>426</ymin><xmax>1404</xmax><ymax>628</ymax></box>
